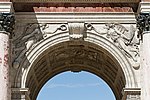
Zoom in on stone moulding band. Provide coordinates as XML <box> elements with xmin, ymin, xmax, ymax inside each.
<box><xmin>15</xmin><ymin>12</ymin><xmax>136</xmax><ymax>23</ymax></box>
<box><xmin>12</xmin><ymin>0</ymin><xmax>140</xmax><ymax>3</ymax></box>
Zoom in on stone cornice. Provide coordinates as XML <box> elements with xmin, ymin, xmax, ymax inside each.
<box><xmin>12</xmin><ymin>0</ymin><xmax>140</xmax><ymax>3</ymax></box>
<box><xmin>15</xmin><ymin>12</ymin><xmax>136</xmax><ymax>23</ymax></box>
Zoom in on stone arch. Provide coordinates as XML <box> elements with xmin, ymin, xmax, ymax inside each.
<box><xmin>14</xmin><ymin>30</ymin><xmax>137</xmax><ymax>100</ymax></box>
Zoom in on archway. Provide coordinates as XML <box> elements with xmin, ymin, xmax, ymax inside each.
<box><xmin>22</xmin><ymin>40</ymin><xmax>130</xmax><ymax>100</ymax></box>
<box><xmin>14</xmin><ymin>26</ymin><xmax>137</xmax><ymax>100</ymax></box>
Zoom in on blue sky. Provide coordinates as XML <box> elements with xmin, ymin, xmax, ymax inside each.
<box><xmin>37</xmin><ymin>71</ymin><xmax>116</xmax><ymax>100</ymax></box>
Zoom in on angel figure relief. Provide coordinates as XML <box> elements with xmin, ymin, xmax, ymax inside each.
<box><xmin>13</xmin><ymin>23</ymin><xmax>68</xmax><ymax>69</ymax></box>
<box><xmin>13</xmin><ymin>24</ymin><xmax>48</xmax><ymax>69</ymax></box>
<box><xmin>106</xmin><ymin>24</ymin><xmax>140</xmax><ymax>69</ymax></box>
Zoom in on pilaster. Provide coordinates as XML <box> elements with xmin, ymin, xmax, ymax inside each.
<box><xmin>0</xmin><ymin>1</ymin><xmax>14</xmax><ymax>100</ymax></box>
<box><xmin>137</xmin><ymin>3</ymin><xmax>150</xmax><ymax>99</ymax></box>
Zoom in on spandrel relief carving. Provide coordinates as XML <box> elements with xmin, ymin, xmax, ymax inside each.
<box><xmin>86</xmin><ymin>23</ymin><xmax>140</xmax><ymax>69</ymax></box>
<box><xmin>13</xmin><ymin>24</ymin><xmax>44</xmax><ymax>69</ymax></box>
<box><xmin>12</xmin><ymin>23</ymin><xmax>140</xmax><ymax>69</ymax></box>
<box><xmin>12</xmin><ymin>23</ymin><xmax>68</xmax><ymax>69</ymax></box>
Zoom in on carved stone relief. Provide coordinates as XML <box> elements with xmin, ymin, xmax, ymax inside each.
<box><xmin>12</xmin><ymin>23</ymin><xmax>68</xmax><ymax>69</ymax></box>
<box><xmin>68</xmin><ymin>23</ymin><xmax>86</xmax><ymax>40</ymax></box>
<box><xmin>49</xmin><ymin>47</ymin><xmax>100</xmax><ymax>68</ymax></box>
<box><xmin>12</xmin><ymin>22</ymin><xmax>140</xmax><ymax>69</ymax></box>
<box><xmin>86</xmin><ymin>23</ymin><xmax>140</xmax><ymax>69</ymax></box>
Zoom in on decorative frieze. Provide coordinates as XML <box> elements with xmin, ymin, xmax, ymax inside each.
<box><xmin>12</xmin><ymin>23</ymin><xmax>140</xmax><ymax>69</ymax></box>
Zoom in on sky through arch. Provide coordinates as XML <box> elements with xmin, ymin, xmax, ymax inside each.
<box><xmin>37</xmin><ymin>71</ymin><xmax>116</xmax><ymax>100</ymax></box>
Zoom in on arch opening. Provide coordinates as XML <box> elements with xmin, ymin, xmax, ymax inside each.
<box><xmin>37</xmin><ymin>71</ymin><xmax>116</xmax><ymax>100</ymax></box>
<box><xmin>25</xmin><ymin>41</ymin><xmax>126</xmax><ymax>100</ymax></box>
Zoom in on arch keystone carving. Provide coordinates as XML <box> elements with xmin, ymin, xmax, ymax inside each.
<box><xmin>68</xmin><ymin>22</ymin><xmax>87</xmax><ymax>40</ymax></box>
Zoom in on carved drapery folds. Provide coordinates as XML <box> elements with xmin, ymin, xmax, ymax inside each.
<box><xmin>137</xmin><ymin>12</ymin><xmax>150</xmax><ymax>41</ymax></box>
<box><xmin>12</xmin><ymin>23</ymin><xmax>140</xmax><ymax>69</ymax></box>
<box><xmin>0</xmin><ymin>13</ymin><xmax>15</xmax><ymax>34</ymax></box>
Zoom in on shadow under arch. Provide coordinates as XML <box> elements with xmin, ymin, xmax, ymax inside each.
<box><xmin>15</xmin><ymin>31</ymin><xmax>137</xmax><ymax>100</ymax></box>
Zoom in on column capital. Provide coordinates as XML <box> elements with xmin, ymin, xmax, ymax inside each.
<box><xmin>136</xmin><ymin>12</ymin><xmax>150</xmax><ymax>40</ymax></box>
<box><xmin>0</xmin><ymin>13</ymin><xmax>15</xmax><ymax>34</ymax></box>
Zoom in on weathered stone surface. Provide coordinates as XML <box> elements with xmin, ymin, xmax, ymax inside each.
<box><xmin>0</xmin><ymin>32</ymin><xmax>10</xmax><ymax>100</ymax></box>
